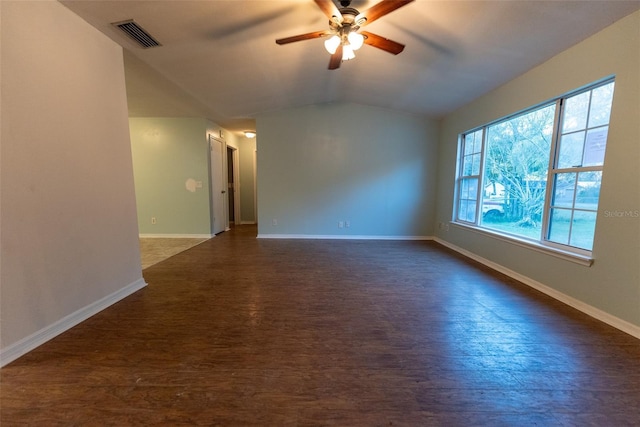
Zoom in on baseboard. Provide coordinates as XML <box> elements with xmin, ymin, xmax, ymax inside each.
<box><xmin>0</xmin><ymin>278</ymin><xmax>147</xmax><ymax>368</ymax></box>
<box><xmin>433</xmin><ymin>237</ymin><xmax>640</xmax><ymax>339</ymax></box>
<box><xmin>139</xmin><ymin>234</ymin><xmax>213</xmax><ymax>239</ymax></box>
<box><xmin>240</xmin><ymin>221</ymin><xmax>257</xmax><ymax>225</ymax></box>
<box><xmin>257</xmin><ymin>234</ymin><xmax>434</xmax><ymax>241</ymax></box>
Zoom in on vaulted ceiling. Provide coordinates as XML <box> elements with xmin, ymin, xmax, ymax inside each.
<box><xmin>61</xmin><ymin>0</ymin><xmax>640</xmax><ymax>133</ymax></box>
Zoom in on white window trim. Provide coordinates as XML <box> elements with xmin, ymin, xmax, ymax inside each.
<box><xmin>450</xmin><ymin>221</ymin><xmax>593</xmax><ymax>267</ymax></box>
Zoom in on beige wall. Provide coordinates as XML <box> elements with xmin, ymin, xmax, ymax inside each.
<box><xmin>1</xmin><ymin>1</ymin><xmax>144</xmax><ymax>363</ymax></box>
<box><xmin>435</xmin><ymin>11</ymin><xmax>640</xmax><ymax>330</ymax></box>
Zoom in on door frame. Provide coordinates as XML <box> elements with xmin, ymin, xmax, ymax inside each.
<box><xmin>227</xmin><ymin>145</ymin><xmax>241</xmax><ymax>227</ymax></box>
<box><xmin>208</xmin><ymin>134</ymin><xmax>227</xmax><ymax>235</ymax></box>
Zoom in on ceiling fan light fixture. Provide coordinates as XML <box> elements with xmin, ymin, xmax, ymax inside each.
<box><xmin>347</xmin><ymin>31</ymin><xmax>364</xmax><ymax>50</ymax></box>
<box><xmin>324</xmin><ymin>35</ymin><xmax>341</xmax><ymax>54</ymax></box>
<box><xmin>342</xmin><ymin>44</ymin><xmax>356</xmax><ymax>61</ymax></box>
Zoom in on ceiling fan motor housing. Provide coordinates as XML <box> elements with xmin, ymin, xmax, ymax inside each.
<box><xmin>330</xmin><ymin>7</ymin><xmax>365</xmax><ymax>34</ymax></box>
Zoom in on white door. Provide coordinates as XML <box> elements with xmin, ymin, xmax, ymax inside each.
<box><xmin>209</xmin><ymin>136</ymin><xmax>226</xmax><ymax>234</ymax></box>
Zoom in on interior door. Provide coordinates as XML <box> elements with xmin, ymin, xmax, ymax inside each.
<box><xmin>209</xmin><ymin>136</ymin><xmax>226</xmax><ymax>234</ymax></box>
<box><xmin>227</xmin><ymin>146</ymin><xmax>235</xmax><ymax>223</ymax></box>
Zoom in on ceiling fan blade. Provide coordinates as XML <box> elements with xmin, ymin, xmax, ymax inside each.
<box><xmin>328</xmin><ymin>44</ymin><xmax>343</xmax><ymax>70</ymax></box>
<box><xmin>361</xmin><ymin>31</ymin><xmax>405</xmax><ymax>55</ymax></box>
<box><xmin>357</xmin><ymin>0</ymin><xmax>414</xmax><ymax>26</ymax></box>
<box><xmin>314</xmin><ymin>0</ymin><xmax>343</xmax><ymax>23</ymax></box>
<box><xmin>276</xmin><ymin>30</ymin><xmax>329</xmax><ymax>45</ymax></box>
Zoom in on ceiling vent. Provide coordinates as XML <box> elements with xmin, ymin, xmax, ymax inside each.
<box><xmin>112</xmin><ymin>20</ymin><xmax>161</xmax><ymax>48</ymax></box>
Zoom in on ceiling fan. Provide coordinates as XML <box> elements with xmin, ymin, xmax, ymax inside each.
<box><xmin>276</xmin><ymin>0</ymin><xmax>414</xmax><ymax>70</ymax></box>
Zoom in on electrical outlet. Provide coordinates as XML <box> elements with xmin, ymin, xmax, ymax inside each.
<box><xmin>338</xmin><ymin>221</ymin><xmax>344</xmax><ymax>228</ymax></box>
<box><xmin>345</xmin><ymin>220</ymin><xmax>350</xmax><ymax>228</ymax></box>
<box><xmin>151</xmin><ymin>217</ymin><xmax>157</xmax><ymax>225</ymax></box>
<box><xmin>272</xmin><ymin>219</ymin><xmax>278</xmax><ymax>226</ymax></box>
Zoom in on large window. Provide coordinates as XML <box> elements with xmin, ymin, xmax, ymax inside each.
<box><xmin>455</xmin><ymin>79</ymin><xmax>615</xmax><ymax>255</ymax></box>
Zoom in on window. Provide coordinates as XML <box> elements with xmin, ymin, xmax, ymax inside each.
<box><xmin>457</xmin><ymin>129</ymin><xmax>483</xmax><ymax>223</ymax></box>
<box><xmin>454</xmin><ymin>79</ymin><xmax>615</xmax><ymax>255</ymax></box>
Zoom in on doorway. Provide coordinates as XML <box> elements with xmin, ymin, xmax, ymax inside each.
<box><xmin>209</xmin><ymin>135</ymin><xmax>226</xmax><ymax>235</ymax></box>
<box><xmin>227</xmin><ymin>146</ymin><xmax>240</xmax><ymax>226</ymax></box>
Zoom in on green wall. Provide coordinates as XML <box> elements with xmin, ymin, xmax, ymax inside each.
<box><xmin>256</xmin><ymin>103</ymin><xmax>439</xmax><ymax>238</ymax></box>
<box><xmin>130</xmin><ymin>118</ymin><xmax>257</xmax><ymax>235</ymax></box>
<box><xmin>434</xmin><ymin>11</ymin><xmax>640</xmax><ymax>329</ymax></box>
<box><xmin>130</xmin><ymin>117</ymin><xmax>212</xmax><ymax>236</ymax></box>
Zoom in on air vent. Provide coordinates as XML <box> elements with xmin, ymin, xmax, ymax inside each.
<box><xmin>112</xmin><ymin>20</ymin><xmax>161</xmax><ymax>48</ymax></box>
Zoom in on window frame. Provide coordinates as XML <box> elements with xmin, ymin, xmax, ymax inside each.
<box><xmin>453</xmin><ymin>78</ymin><xmax>615</xmax><ymax>261</ymax></box>
<box><xmin>455</xmin><ymin>128</ymin><xmax>485</xmax><ymax>225</ymax></box>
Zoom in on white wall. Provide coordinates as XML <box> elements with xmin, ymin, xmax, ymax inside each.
<box><xmin>256</xmin><ymin>103</ymin><xmax>438</xmax><ymax>238</ymax></box>
<box><xmin>434</xmin><ymin>11</ymin><xmax>640</xmax><ymax>330</ymax></box>
<box><xmin>0</xmin><ymin>1</ymin><xmax>144</xmax><ymax>364</ymax></box>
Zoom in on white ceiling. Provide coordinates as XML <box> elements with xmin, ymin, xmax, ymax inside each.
<box><xmin>61</xmin><ymin>0</ymin><xmax>640</xmax><ymax>133</ymax></box>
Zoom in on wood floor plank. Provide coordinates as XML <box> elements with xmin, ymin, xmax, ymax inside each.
<box><xmin>2</xmin><ymin>225</ymin><xmax>639</xmax><ymax>425</ymax></box>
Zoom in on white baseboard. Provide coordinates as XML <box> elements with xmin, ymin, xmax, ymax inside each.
<box><xmin>139</xmin><ymin>234</ymin><xmax>213</xmax><ymax>239</ymax></box>
<box><xmin>0</xmin><ymin>278</ymin><xmax>147</xmax><ymax>368</ymax></box>
<box><xmin>434</xmin><ymin>237</ymin><xmax>640</xmax><ymax>339</ymax></box>
<box><xmin>257</xmin><ymin>234</ymin><xmax>434</xmax><ymax>241</ymax></box>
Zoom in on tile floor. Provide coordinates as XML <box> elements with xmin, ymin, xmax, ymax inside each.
<box><xmin>138</xmin><ymin>237</ymin><xmax>209</xmax><ymax>269</ymax></box>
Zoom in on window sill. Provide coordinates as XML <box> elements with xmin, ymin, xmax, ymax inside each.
<box><xmin>450</xmin><ymin>222</ymin><xmax>594</xmax><ymax>267</ymax></box>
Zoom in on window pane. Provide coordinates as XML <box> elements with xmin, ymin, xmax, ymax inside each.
<box><xmin>588</xmin><ymin>82</ymin><xmax>615</xmax><ymax>128</ymax></box>
<box><xmin>582</xmin><ymin>127</ymin><xmax>608</xmax><ymax>166</ymax></box>
<box><xmin>471</xmin><ymin>130</ymin><xmax>481</xmax><ymax>153</ymax></box>
<box><xmin>464</xmin><ymin>130</ymin><xmax>483</xmax><ymax>155</ymax></box>
<box><xmin>467</xmin><ymin>177</ymin><xmax>478</xmax><ymax>199</ymax></box>
<box><xmin>460</xmin><ymin>177</ymin><xmax>478</xmax><ymax>200</ymax></box>
<box><xmin>466</xmin><ymin>201</ymin><xmax>477</xmax><ymax>222</ymax></box>
<box><xmin>464</xmin><ymin>137</ymin><xmax>474</xmax><ymax>155</ymax></box>
<box><xmin>570</xmin><ymin>210</ymin><xmax>597</xmax><ymax>250</ymax></box>
<box><xmin>460</xmin><ymin>179</ymin><xmax>468</xmax><ymax>199</ymax></box>
<box><xmin>482</xmin><ymin>104</ymin><xmax>554</xmax><ymax>239</ymax></box>
<box><xmin>458</xmin><ymin>199</ymin><xmax>477</xmax><ymax>223</ymax></box>
<box><xmin>562</xmin><ymin>91</ymin><xmax>590</xmax><ymax>133</ymax></box>
<box><xmin>458</xmin><ymin>177</ymin><xmax>479</xmax><ymax>223</ymax></box>
<box><xmin>552</xmin><ymin>172</ymin><xmax>576</xmax><ymax>208</ymax></box>
<box><xmin>548</xmin><ymin>208</ymin><xmax>571</xmax><ymax>245</ymax></box>
<box><xmin>576</xmin><ymin>171</ymin><xmax>601</xmax><ymax>210</ymax></box>
<box><xmin>458</xmin><ymin>199</ymin><xmax>468</xmax><ymax>221</ymax></box>
<box><xmin>557</xmin><ymin>131</ymin><xmax>585</xmax><ymax>169</ymax></box>
<box><xmin>463</xmin><ymin>155</ymin><xmax>473</xmax><ymax>175</ymax></box>
<box><xmin>471</xmin><ymin>153</ymin><xmax>481</xmax><ymax>175</ymax></box>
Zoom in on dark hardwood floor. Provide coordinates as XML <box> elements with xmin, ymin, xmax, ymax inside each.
<box><xmin>2</xmin><ymin>225</ymin><xmax>639</xmax><ymax>425</ymax></box>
